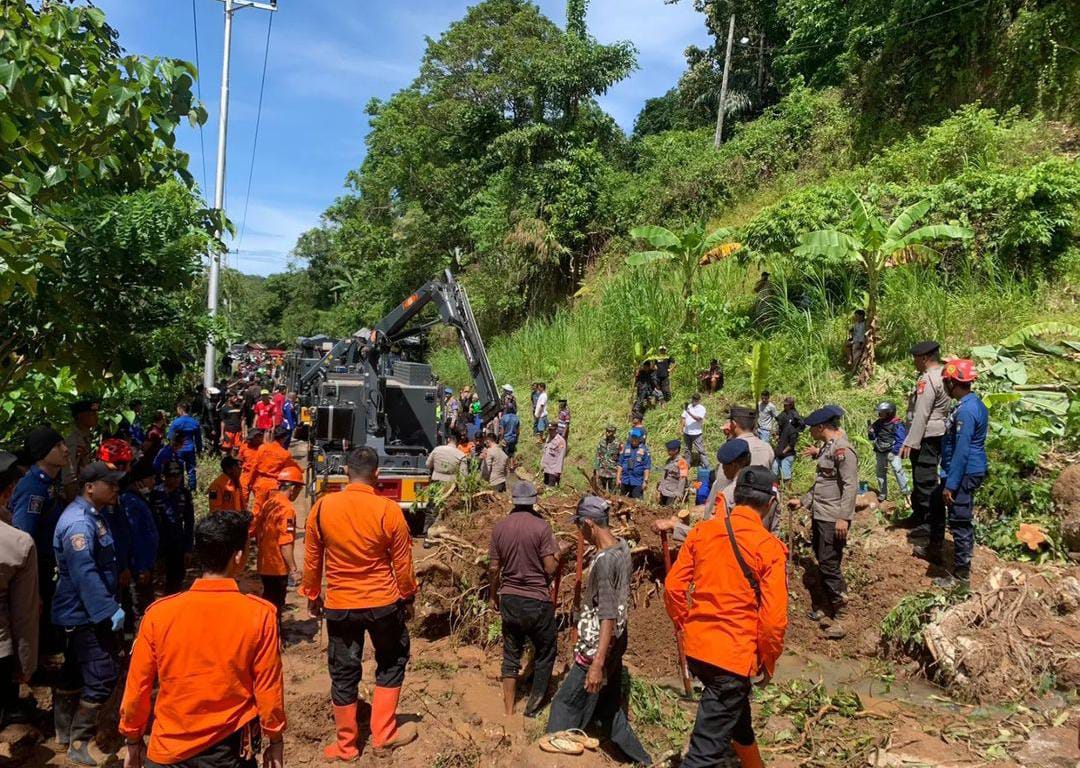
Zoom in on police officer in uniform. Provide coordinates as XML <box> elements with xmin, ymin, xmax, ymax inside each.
<box><xmin>790</xmin><ymin>406</ymin><xmax>858</xmax><ymax>640</ymax></box>
<box><xmin>52</xmin><ymin>462</ymin><xmax>126</xmax><ymax>767</ymax></box>
<box><xmin>900</xmin><ymin>341</ymin><xmax>950</xmax><ymax>532</ymax></box>
<box><xmin>150</xmin><ymin>460</ymin><xmax>195</xmax><ymax>595</ymax></box>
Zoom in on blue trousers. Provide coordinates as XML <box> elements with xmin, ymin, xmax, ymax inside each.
<box><xmin>932</xmin><ymin>474</ymin><xmax>984</xmax><ymax>573</ymax></box>
<box><xmin>59</xmin><ymin>623</ymin><xmax>121</xmax><ymax>703</ymax></box>
<box><xmin>177</xmin><ymin>449</ymin><xmax>197</xmax><ymax>490</ymax></box>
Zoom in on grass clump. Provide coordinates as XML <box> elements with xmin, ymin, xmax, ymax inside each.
<box><xmin>881</xmin><ymin>589</ymin><xmax>967</xmax><ymax>655</ymax></box>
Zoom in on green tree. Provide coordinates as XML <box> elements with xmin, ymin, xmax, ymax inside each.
<box><xmin>0</xmin><ymin>2</ymin><xmax>217</xmax><ymax>394</ymax></box>
<box><xmin>626</xmin><ymin>224</ymin><xmax>739</xmax><ymax>324</ymax></box>
<box><xmin>795</xmin><ymin>191</ymin><xmax>973</xmax><ymax>382</ymax></box>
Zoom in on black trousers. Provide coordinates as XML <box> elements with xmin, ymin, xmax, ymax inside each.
<box><xmin>597</xmin><ymin>476</ymin><xmax>616</xmax><ymax>492</ymax></box>
<box><xmin>59</xmin><ymin>623</ymin><xmax>121</xmax><ymax>703</ymax></box>
<box><xmin>162</xmin><ymin>544</ymin><xmax>186</xmax><ymax>595</ymax></box>
<box><xmin>325</xmin><ymin>604</ymin><xmax>410</xmax><ymax>706</ymax></box>
<box><xmin>620</xmin><ymin>484</ymin><xmax>643</xmax><ymax>499</ymax></box>
<box><xmin>909</xmin><ymin>436</ymin><xmax>944</xmax><ymax>527</ymax></box>
<box><xmin>547</xmin><ymin>634</ymin><xmax>650</xmax><ymax>765</ymax></box>
<box><xmin>260</xmin><ymin>575</ymin><xmax>288</xmax><ymax>615</ymax></box>
<box><xmin>543</xmin><ymin>473</ymin><xmax>561</xmax><ymax>487</ymax></box>
<box><xmin>682</xmin><ymin>658</ymin><xmax>754</xmax><ymax>768</ymax></box>
<box><xmin>812</xmin><ymin>518</ymin><xmax>847</xmax><ymax>608</ymax></box>
<box><xmin>499</xmin><ymin>595</ymin><xmax>556</xmax><ymax>713</ymax></box>
<box><xmin>146</xmin><ymin>721</ymin><xmax>260</xmax><ymax>768</ymax></box>
<box><xmin>0</xmin><ymin>655</ymin><xmax>16</xmax><ymax>721</ymax></box>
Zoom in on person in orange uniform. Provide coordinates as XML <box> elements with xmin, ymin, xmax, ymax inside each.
<box><xmin>301</xmin><ymin>446</ymin><xmax>418</xmax><ymax>760</ymax></box>
<box><xmin>248</xmin><ymin>427</ymin><xmax>297</xmax><ymax>527</ymax></box>
<box><xmin>254</xmin><ymin>467</ymin><xmax>302</xmax><ymax>624</ymax></box>
<box><xmin>207</xmin><ymin>456</ymin><xmax>245</xmax><ymax>514</ymax></box>
<box><xmin>237</xmin><ymin>431</ymin><xmax>264</xmax><ymax>504</ymax></box>
<box><xmin>119</xmin><ymin>511</ymin><xmax>285</xmax><ymax>768</ymax></box>
<box><xmin>664</xmin><ymin>467</ymin><xmax>788</xmax><ymax>768</ymax></box>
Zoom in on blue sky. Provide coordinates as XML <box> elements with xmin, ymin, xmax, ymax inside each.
<box><xmin>95</xmin><ymin>1</ymin><xmax>709</xmax><ymax>276</ymax></box>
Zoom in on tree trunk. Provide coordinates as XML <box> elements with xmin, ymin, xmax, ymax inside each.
<box><xmin>857</xmin><ymin>267</ymin><xmax>879</xmax><ymax>385</ymax></box>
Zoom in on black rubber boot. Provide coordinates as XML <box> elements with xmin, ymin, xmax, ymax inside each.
<box><xmin>912</xmin><ymin>543</ymin><xmax>944</xmax><ymax>566</ymax></box>
<box><xmin>67</xmin><ymin>701</ymin><xmax>109</xmax><ymax>766</ymax></box>
<box><xmin>53</xmin><ymin>690</ymin><xmax>80</xmax><ymax>748</ymax></box>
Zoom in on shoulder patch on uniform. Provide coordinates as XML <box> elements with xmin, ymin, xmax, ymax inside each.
<box><xmin>28</xmin><ymin>496</ymin><xmax>44</xmax><ymax>514</ymax></box>
<box><xmin>69</xmin><ymin>533</ymin><xmax>88</xmax><ymax>551</ymax></box>
<box><xmin>917</xmin><ymin>380</ymin><xmax>927</xmax><ymax>394</ymax></box>
<box><xmin>834</xmin><ymin>448</ymin><xmax>847</xmax><ymax>461</ymax></box>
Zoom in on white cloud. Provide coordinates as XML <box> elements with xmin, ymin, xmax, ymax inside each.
<box><xmin>224</xmin><ymin>199</ymin><xmax>323</xmax><ymax>276</ymax></box>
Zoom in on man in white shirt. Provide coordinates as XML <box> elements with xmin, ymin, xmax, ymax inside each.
<box><xmin>681</xmin><ymin>393</ymin><xmax>709</xmax><ymax>469</ymax></box>
<box><xmin>533</xmin><ymin>383</ymin><xmax>549</xmax><ymax>442</ymax></box>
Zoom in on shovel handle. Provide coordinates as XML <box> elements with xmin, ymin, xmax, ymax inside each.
<box><xmin>570</xmin><ymin>528</ymin><xmax>584</xmax><ymax>645</ymax></box>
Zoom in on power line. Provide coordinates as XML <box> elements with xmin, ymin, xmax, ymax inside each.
<box><xmin>236</xmin><ymin>11</ymin><xmax>273</xmax><ymax>253</ymax></box>
<box><xmin>191</xmin><ymin>0</ymin><xmax>210</xmax><ymax>199</ymax></box>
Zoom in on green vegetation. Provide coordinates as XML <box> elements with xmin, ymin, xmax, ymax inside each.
<box><xmin>0</xmin><ymin>2</ymin><xmax>218</xmax><ymax>441</ymax></box>
<box><xmin>881</xmin><ymin>588</ymin><xmax>968</xmax><ymax>655</ymax></box>
<box><xmin>627</xmin><ymin>676</ymin><xmax>693</xmax><ymax>751</ymax></box>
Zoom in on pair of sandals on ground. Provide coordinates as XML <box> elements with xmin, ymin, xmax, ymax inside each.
<box><xmin>538</xmin><ymin>728</ymin><xmax>600</xmax><ymax>755</ymax></box>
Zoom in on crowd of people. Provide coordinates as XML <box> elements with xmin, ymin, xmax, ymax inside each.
<box><xmin>0</xmin><ymin>336</ymin><xmax>990</xmax><ymax>768</ymax></box>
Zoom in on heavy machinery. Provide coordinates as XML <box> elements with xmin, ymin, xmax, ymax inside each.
<box><xmin>298</xmin><ymin>270</ymin><xmax>498</xmax><ymax>509</ymax></box>
<box><xmin>282</xmin><ymin>335</ymin><xmax>338</xmax><ymax>395</ymax></box>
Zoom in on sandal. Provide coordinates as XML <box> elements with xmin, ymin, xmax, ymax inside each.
<box><xmin>539</xmin><ymin>735</ymin><xmax>585</xmax><ymax>756</ymax></box>
<box><xmin>557</xmin><ymin>730</ymin><xmax>600</xmax><ymax>750</ymax></box>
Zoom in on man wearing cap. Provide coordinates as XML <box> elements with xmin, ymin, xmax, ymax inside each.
<box><xmin>900</xmin><ymin>341</ymin><xmax>950</xmax><ymax>532</ymax></box>
<box><xmin>97</xmin><ymin>440</ymin><xmax>134</xmax><ymax>622</ymax></box>
<box><xmin>0</xmin><ymin>452</ymin><xmax>39</xmax><ymax>727</ymax></box>
<box><xmin>654</xmin><ymin>346</ymin><xmax>676</xmax><ymax>402</ymax></box>
<box><xmin>546</xmin><ymin>497</ymin><xmax>650</xmax><ymax>765</ymax></box>
<box><xmin>923</xmin><ymin>360</ymin><xmax>988</xmax><ymax>588</ymax></box>
<box><xmin>119</xmin><ymin>463</ymin><xmax>158</xmax><ymax>624</ymax></box>
<box><xmin>238</xmin><ymin>430</ymin><xmax>265</xmax><ymax>499</ymax></box>
<box><xmin>219</xmin><ymin>393</ymin><xmax>246</xmax><ymax>454</ymax></box>
<box><xmin>593</xmin><ymin>426</ymin><xmax>622</xmax><ymax>493</ymax></box>
<box><xmin>166</xmin><ymin>402</ymin><xmax>202</xmax><ymax>491</ymax></box>
<box><xmin>253</xmin><ymin>466</ymin><xmax>302</xmax><ymax>625</ymax></box>
<box><xmin>62</xmin><ymin>397</ymin><xmax>100</xmax><ymax>502</ymax></box>
<box><xmin>791</xmin><ymin>407</ymin><xmax>858</xmax><ymax>639</ymax></box>
<box><xmin>52</xmin><ymin>461</ymin><xmax>126</xmax><ymax>766</ymax></box>
<box><xmin>681</xmin><ymin>394</ymin><xmax>709</xmax><ymax>469</ymax></box>
<box><xmin>774</xmin><ymin>397</ymin><xmax>803</xmax><ymax>490</ymax></box>
<box><xmin>665</xmin><ymin>467</ymin><xmax>788</xmax><ymax>768</ymax></box>
<box><xmin>151</xmin><ymin>460</ymin><xmax>195</xmax><ymax>595</ymax></box>
<box><xmin>501</xmin><ymin>383</ymin><xmax>517</xmax><ymax>413</ymax></box>
<box><xmin>488</xmin><ymin>482</ymin><xmax>560</xmax><ymax>717</ymax></box>
<box><xmin>11</xmin><ymin>426</ymin><xmax>67</xmax><ymax>657</ymax></box>
<box><xmin>657</xmin><ymin>440</ymin><xmax>689</xmax><ymax>506</ymax></box>
<box><xmin>542</xmin><ymin>423</ymin><xmax>568</xmax><ymax>487</ymax></box>
<box><xmin>661</xmin><ymin>438</ymin><xmax>752</xmax><ymax>544</ymax></box>
<box><xmin>616</xmin><ymin>428</ymin><xmax>651</xmax><ymax>499</ymax></box>
<box><xmin>726</xmin><ymin>406</ymin><xmax>774</xmax><ymax>469</ymax></box>
<box><xmin>301</xmin><ymin>447</ymin><xmax>417</xmax><ymax>759</ymax></box>
<box><xmin>480</xmin><ymin>433</ymin><xmax>510</xmax><ymax>493</ymax></box>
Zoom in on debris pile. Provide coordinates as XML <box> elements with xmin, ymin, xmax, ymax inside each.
<box><xmin>923</xmin><ymin>566</ymin><xmax>1080</xmax><ymax>702</ymax></box>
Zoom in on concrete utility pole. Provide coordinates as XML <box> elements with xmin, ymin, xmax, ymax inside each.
<box><xmin>713</xmin><ymin>13</ymin><xmax>736</xmax><ymax>149</ymax></box>
<box><xmin>203</xmin><ymin>0</ymin><xmax>278</xmax><ymax>390</ymax></box>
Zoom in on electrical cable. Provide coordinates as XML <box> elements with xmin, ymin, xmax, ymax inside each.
<box><xmin>235</xmin><ymin>11</ymin><xmax>273</xmax><ymax>256</ymax></box>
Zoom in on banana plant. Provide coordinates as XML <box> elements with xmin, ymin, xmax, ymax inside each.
<box><xmin>795</xmin><ymin>190</ymin><xmax>973</xmax><ymax>383</ymax></box>
<box><xmin>746</xmin><ymin>341</ymin><xmax>769</xmax><ymax>402</ymax></box>
<box><xmin>626</xmin><ymin>223</ymin><xmax>741</xmax><ymax>325</ymax></box>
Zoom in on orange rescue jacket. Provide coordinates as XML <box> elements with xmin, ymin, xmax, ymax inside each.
<box><xmin>118</xmin><ymin>579</ymin><xmax>285</xmax><ymax>763</ymax></box>
<box><xmin>664</xmin><ymin>505</ymin><xmax>788</xmax><ymax>677</ymax></box>
<box><xmin>207</xmin><ymin>473</ymin><xmax>244</xmax><ymax>514</ymax></box>
<box><xmin>248</xmin><ymin>441</ymin><xmax>299</xmax><ymax>525</ymax></box>
<box><xmin>300</xmin><ymin>482</ymin><xmax>417</xmax><ymax>610</ymax></box>
<box><xmin>255</xmin><ymin>491</ymin><xmax>296</xmax><ymax>576</ymax></box>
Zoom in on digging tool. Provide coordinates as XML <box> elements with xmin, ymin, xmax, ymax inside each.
<box><xmin>570</xmin><ymin>529</ymin><xmax>584</xmax><ymax>645</ymax></box>
<box><xmin>660</xmin><ymin>530</ymin><xmax>694</xmax><ymax>697</ymax></box>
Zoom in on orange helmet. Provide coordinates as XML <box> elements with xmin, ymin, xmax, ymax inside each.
<box><xmin>278</xmin><ymin>465</ymin><xmax>304</xmax><ymax>485</ymax></box>
<box><xmin>942</xmin><ymin>358</ymin><xmax>977</xmax><ymax>383</ymax></box>
<box><xmin>98</xmin><ymin>438</ymin><xmax>134</xmax><ymax>465</ymax></box>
